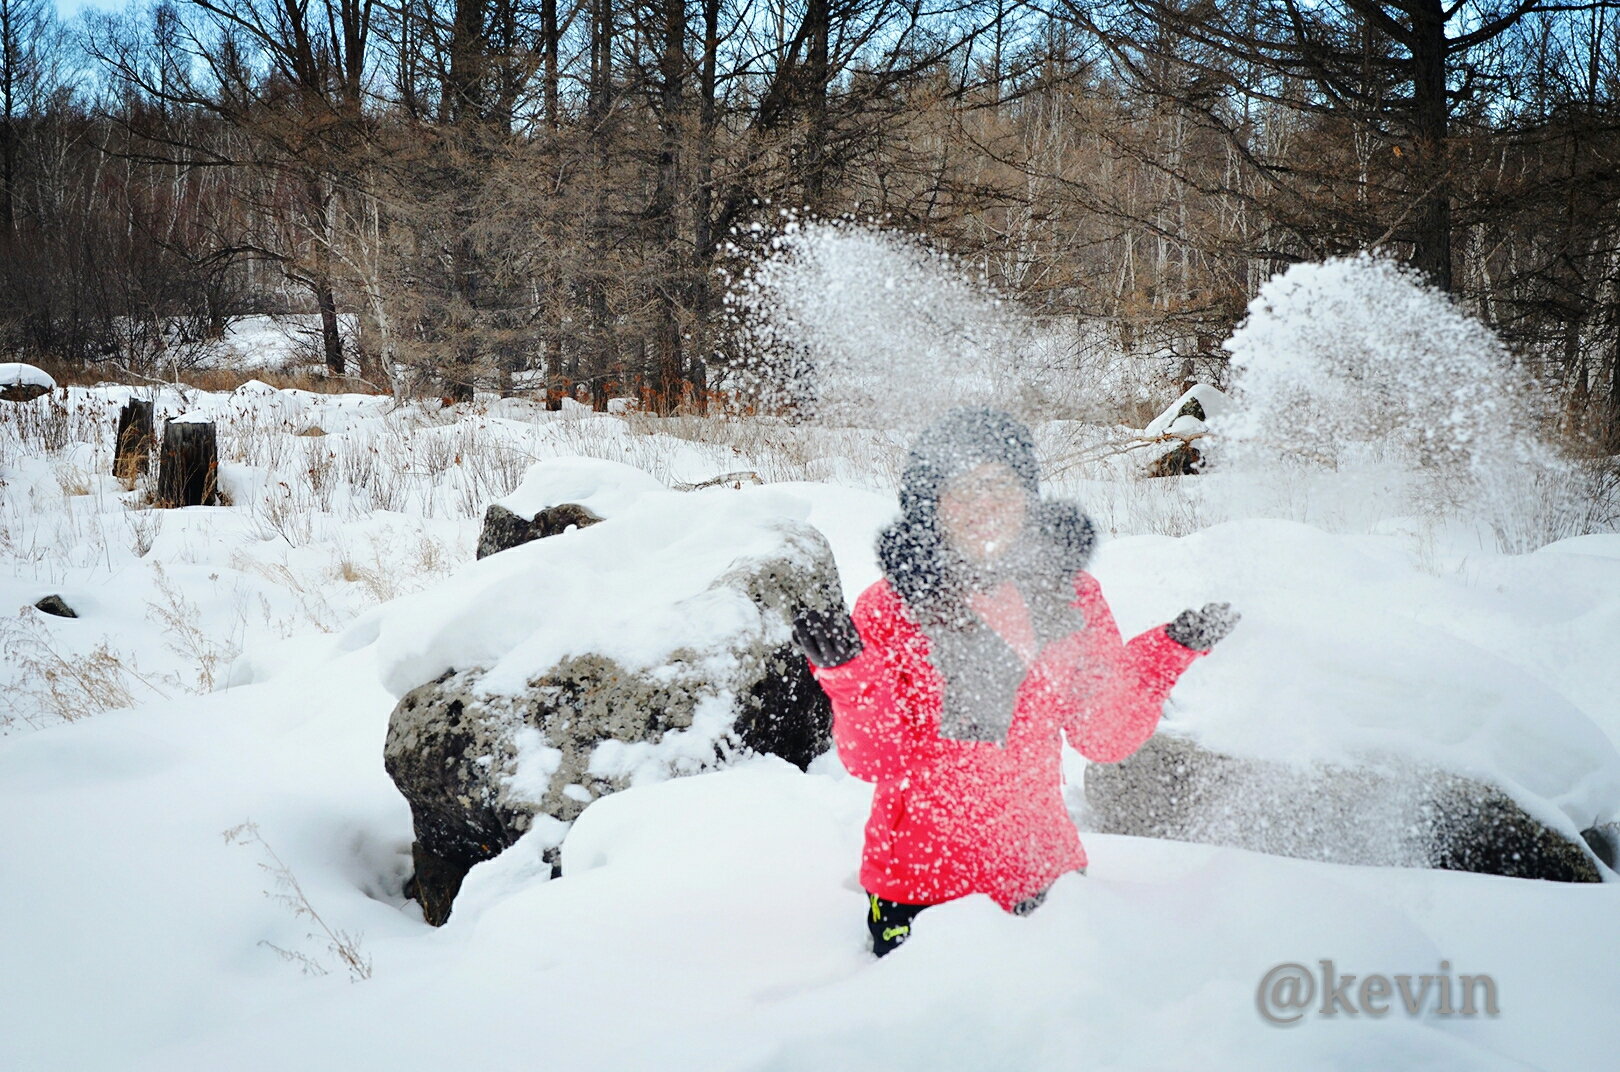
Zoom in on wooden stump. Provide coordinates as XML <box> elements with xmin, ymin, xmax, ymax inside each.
<box><xmin>156</xmin><ymin>419</ymin><xmax>219</xmax><ymax>507</ymax></box>
<box><xmin>113</xmin><ymin>399</ymin><xmax>155</xmax><ymax>481</ymax></box>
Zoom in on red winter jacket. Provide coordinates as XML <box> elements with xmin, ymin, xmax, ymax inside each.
<box><xmin>811</xmin><ymin>570</ymin><xmax>1202</xmax><ymax>910</ymax></box>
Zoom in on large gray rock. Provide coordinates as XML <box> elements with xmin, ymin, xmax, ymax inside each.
<box><xmin>386</xmin><ymin>516</ymin><xmax>840</xmax><ymax>925</ymax></box>
<box><xmin>1582</xmin><ymin>823</ymin><xmax>1620</xmax><ymax>869</ymax></box>
<box><xmin>1085</xmin><ymin>733</ymin><xmax>1603</xmax><ymax>883</ymax></box>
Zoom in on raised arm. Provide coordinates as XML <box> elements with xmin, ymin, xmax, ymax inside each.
<box><xmin>1063</xmin><ymin>573</ymin><xmax>1205</xmax><ymax>764</ymax></box>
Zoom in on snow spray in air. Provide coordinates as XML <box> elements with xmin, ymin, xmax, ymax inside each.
<box><xmin>723</xmin><ymin>220</ymin><xmax>1062</xmax><ymax>431</ymax></box>
<box><xmin>1215</xmin><ymin>254</ymin><xmax>1609</xmax><ymax>552</ymax></box>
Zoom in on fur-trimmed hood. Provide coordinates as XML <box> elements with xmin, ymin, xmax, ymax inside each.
<box><xmin>876</xmin><ymin>408</ymin><xmax>1098</xmax><ymax>742</ymax></box>
<box><xmin>877</xmin><ymin>408</ymin><xmax>1096</xmax><ymax>625</ymax></box>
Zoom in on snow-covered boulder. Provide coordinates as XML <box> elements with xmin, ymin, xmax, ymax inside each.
<box><xmin>377</xmin><ymin>458</ymin><xmax>843</xmax><ymax>923</ymax></box>
<box><xmin>1080</xmin><ymin>520</ymin><xmax>1620</xmax><ymax>882</ymax></box>
<box><xmin>33</xmin><ymin>594</ymin><xmax>77</xmax><ymax>618</ymax></box>
<box><xmin>476</xmin><ymin>502</ymin><xmax>604</xmax><ymax>559</ymax></box>
<box><xmin>0</xmin><ymin>362</ymin><xmax>55</xmax><ymax>402</ymax></box>
<box><xmin>1085</xmin><ymin>733</ymin><xmax>1603</xmax><ymax>882</ymax></box>
<box><xmin>476</xmin><ymin>455</ymin><xmax>662</xmax><ymax>559</ymax></box>
<box><xmin>476</xmin><ymin>504</ymin><xmax>533</xmax><ymax>558</ymax></box>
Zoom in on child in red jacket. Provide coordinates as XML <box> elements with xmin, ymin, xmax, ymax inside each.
<box><xmin>793</xmin><ymin>408</ymin><xmax>1238</xmax><ymax>955</ymax></box>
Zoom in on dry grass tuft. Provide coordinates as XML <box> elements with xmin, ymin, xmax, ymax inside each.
<box><xmin>0</xmin><ymin>609</ymin><xmax>172</xmax><ymax>730</ymax></box>
<box><xmin>124</xmin><ymin>505</ymin><xmax>163</xmax><ymax>557</ymax></box>
<box><xmin>223</xmin><ymin>821</ymin><xmax>372</xmax><ymax>981</ymax></box>
<box><xmin>146</xmin><ymin>564</ymin><xmax>242</xmax><ymax>693</ymax></box>
<box><xmin>53</xmin><ymin>461</ymin><xmax>95</xmax><ymax>497</ymax></box>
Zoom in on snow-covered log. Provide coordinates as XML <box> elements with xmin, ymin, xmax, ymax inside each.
<box><xmin>0</xmin><ymin>362</ymin><xmax>55</xmax><ymax>402</ymax></box>
<box><xmin>1140</xmin><ymin>384</ymin><xmax>1230</xmax><ymax>477</ymax></box>
<box><xmin>1142</xmin><ymin>383</ymin><xmax>1230</xmax><ymax>439</ymax></box>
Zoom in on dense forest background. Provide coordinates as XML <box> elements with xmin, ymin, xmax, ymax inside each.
<box><xmin>2</xmin><ymin>0</ymin><xmax>1617</xmax><ymax>442</ymax></box>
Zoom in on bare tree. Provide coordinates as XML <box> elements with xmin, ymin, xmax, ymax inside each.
<box><xmin>1050</xmin><ymin>0</ymin><xmax>1620</xmax><ymax>291</ymax></box>
<box><xmin>0</xmin><ymin>0</ymin><xmax>51</xmax><ymax>232</ymax></box>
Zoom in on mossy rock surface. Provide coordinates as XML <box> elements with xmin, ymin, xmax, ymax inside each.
<box><xmin>387</xmin><ymin>524</ymin><xmax>841</xmax><ymax>924</ymax></box>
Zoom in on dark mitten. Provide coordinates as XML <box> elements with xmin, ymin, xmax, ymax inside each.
<box><xmin>792</xmin><ymin>606</ymin><xmax>864</xmax><ymax>669</ymax></box>
<box><xmin>1166</xmin><ymin>602</ymin><xmax>1240</xmax><ymax>651</ymax></box>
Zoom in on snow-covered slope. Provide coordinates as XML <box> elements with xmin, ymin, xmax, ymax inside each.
<box><xmin>4</xmin><ymin>516</ymin><xmax>1620</xmax><ymax>1069</ymax></box>
<box><xmin>3</xmin><ymin>382</ymin><xmax>1619</xmax><ymax>1070</ymax></box>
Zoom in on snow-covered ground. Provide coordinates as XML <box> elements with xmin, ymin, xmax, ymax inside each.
<box><xmin>3</xmin><ymin>378</ymin><xmax>1619</xmax><ymax>1070</ymax></box>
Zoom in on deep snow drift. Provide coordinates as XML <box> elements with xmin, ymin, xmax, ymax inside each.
<box><xmin>3</xmin><ymin>446</ymin><xmax>1619</xmax><ymax>1068</ymax></box>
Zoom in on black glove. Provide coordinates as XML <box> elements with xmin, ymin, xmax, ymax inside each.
<box><xmin>1166</xmin><ymin>602</ymin><xmax>1240</xmax><ymax>652</ymax></box>
<box><xmin>792</xmin><ymin>606</ymin><xmax>864</xmax><ymax>669</ymax></box>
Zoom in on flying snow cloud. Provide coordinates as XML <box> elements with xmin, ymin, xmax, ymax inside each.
<box><xmin>1218</xmin><ymin>254</ymin><xmax>1524</xmax><ymax>467</ymax></box>
<box><xmin>1216</xmin><ymin>254</ymin><xmax>1612</xmax><ymax>551</ymax></box>
<box><xmin>725</xmin><ymin>221</ymin><xmax>1058</xmax><ymax>430</ymax></box>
